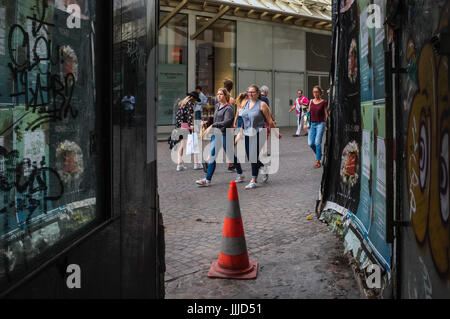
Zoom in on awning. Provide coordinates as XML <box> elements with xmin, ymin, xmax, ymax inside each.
<box><xmin>160</xmin><ymin>0</ymin><xmax>332</xmax><ymax>32</ymax></box>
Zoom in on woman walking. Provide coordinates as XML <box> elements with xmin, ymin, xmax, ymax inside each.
<box><xmin>223</xmin><ymin>78</ymin><xmax>236</xmax><ymax>172</ymax></box>
<box><xmin>175</xmin><ymin>91</ymin><xmax>203</xmax><ymax>171</ymax></box>
<box><xmin>195</xmin><ymin>88</ymin><xmax>242</xmax><ymax>186</ymax></box>
<box><xmin>235</xmin><ymin>85</ymin><xmax>281</xmax><ymax>190</ymax></box>
<box><xmin>308</xmin><ymin>85</ymin><xmax>328</xmax><ymax>168</ymax></box>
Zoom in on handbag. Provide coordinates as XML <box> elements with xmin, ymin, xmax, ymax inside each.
<box><xmin>186</xmin><ymin>132</ymin><xmax>200</xmax><ymax>155</ymax></box>
<box><xmin>305</xmin><ymin>100</ymin><xmax>311</xmax><ymax>127</ymax></box>
<box><xmin>181</xmin><ymin>122</ymin><xmax>190</xmax><ymax>130</ymax></box>
<box><xmin>305</xmin><ymin>112</ymin><xmax>311</xmax><ymax>128</ymax></box>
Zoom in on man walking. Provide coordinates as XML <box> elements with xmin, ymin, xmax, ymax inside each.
<box><xmin>195</xmin><ymin>86</ymin><xmax>208</xmax><ymax>120</ymax></box>
<box><xmin>289</xmin><ymin>89</ymin><xmax>309</xmax><ymax>136</ymax></box>
<box><xmin>121</xmin><ymin>94</ymin><xmax>135</xmax><ymax>127</ymax></box>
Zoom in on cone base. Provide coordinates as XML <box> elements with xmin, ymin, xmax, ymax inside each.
<box><xmin>208</xmin><ymin>260</ymin><xmax>258</xmax><ymax>279</ymax></box>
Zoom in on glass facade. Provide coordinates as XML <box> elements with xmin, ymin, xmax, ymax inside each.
<box><xmin>0</xmin><ymin>0</ymin><xmax>102</xmax><ymax>284</ymax></box>
<box><xmin>157</xmin><ymin>13</ymin><xmax>187</xmax><ymax>126</ymax></box>
<box><xmin>196</xmin><ymin>17</ymin><xmax>236</xmax><ymax>99</ymax></box>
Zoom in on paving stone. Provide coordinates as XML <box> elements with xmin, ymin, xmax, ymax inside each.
<box><xmin>158</xmin><ymin>128</ymin><xmax>361</xmax><ymax>299</ymax></box>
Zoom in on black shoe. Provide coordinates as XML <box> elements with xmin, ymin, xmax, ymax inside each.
<box><xmin>292</xmin><ymin>134</ymin><xmax>300</xmax><ymax>137</ymax></box>
<box><xmin>227</xmin><ymin>165</ymin><xmax>236</xmax><ymax>172</ymax></box>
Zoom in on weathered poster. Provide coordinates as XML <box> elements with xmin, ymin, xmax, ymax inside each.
<box><xmin>355</xmin><ymin>0</ymin><xmax>391</xmax><ymax>273</ymax></box>
<box><xmin>321</xmin><ymin>0</ymin><xmax>362</xmax><ymax>214</ymax></box>
<box><xmin>359</xmin><ymin>0</ymin><xmax>374</xmax><ymax>102</ymax></box>
<box><xmin>352</xmin><ymin>102</ymin><xmax>373</xmax><ymax>234</ymax></box>
<box><xmin>323</xmin><ymin>0</ymin><xmax>391</xmax><ymax>274</ymax></box>
<box><xmin>367</xmin><ymin>103</ymin><xmax>390</xmax><ymax>271</ymax></box>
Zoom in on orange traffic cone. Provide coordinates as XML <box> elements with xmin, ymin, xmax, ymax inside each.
<box><xmin>208</xmin><ymin>181</ymin><xmax>258</xmax><ymax>279</ymax></box>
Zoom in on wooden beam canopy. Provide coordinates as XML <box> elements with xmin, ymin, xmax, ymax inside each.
<box><xmin>159</xmin><ymin>0</ymin><xmax>188</xmax><ymax>29</ymax></box>
<box><xmin>190</xmin><ymin>5</ymin><xmax>231</xmax><ymax>40</ymax></box>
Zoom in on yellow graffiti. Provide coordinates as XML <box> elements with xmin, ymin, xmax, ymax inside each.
<box><xmin>407</xmin><ymin>8</ymin><xmax>449</xmax><ymax>276</ymax></box>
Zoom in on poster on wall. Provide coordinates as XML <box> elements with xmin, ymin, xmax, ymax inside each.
<box><xmin>157</xmin><ymin>64</ymin><xmax>187</xmax><ymax>125</ymax></box>
<box><xmin>359</xmin><ymin>0</ymin><xmax>374</xmax><ymax>102</ymax></box>
<box><xmin>322</xmin><ymin>0</ymin><xmax>361</xmax><ymax>214</ymax></box>
<box><xmin>368</xmin><ymin>103</ymin><xmax>391</xmax><ymax>271</ymax></box>
<box><xmin>373</xmin><ymin>0</ymin><xmax>385</xmax><ymax>100</ymax></box>
<box><xmin>322</xmin><ymin>0</ymin><xmax>391</xmax><ymax>273</ymax></box>
<box><xmin>352</xmin><ymin>0</ymin><xmax>391</xmax><ymax>272</ymax></box>
<box><xmin>352</xmin><ymin>101</ymin><xmax>373</xmax><ymax>234</ymax></box>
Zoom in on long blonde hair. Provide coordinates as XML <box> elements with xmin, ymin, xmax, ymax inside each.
<box><xmin>178</xmin><ymin>95</ymin><xmax>192</xmax><ymax>107</ymax></box>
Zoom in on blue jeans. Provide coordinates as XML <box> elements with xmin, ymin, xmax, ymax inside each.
<box><xmin>237</xmin><ymin>116</ymin><xmax>243</xmax><ymax>129</ymax></box>
<box><xmin>206</xmin><ymin>134</ymin><xmax>242</xmax><ymax>181</ymax></box>
<box><xmin>308</xmin><ymin>122</ymin><xmax>325</xmax><ymax>161</ymax></box>
<box><xmin>234</xmin><ymin>131</ymin><xmax>264</xmax><ymax>179</ymax></box>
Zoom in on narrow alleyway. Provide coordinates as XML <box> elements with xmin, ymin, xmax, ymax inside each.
<box><xmin>158</xmin><ymin>128</ymin><xmax>361</xmax><ymax>299</ymax></box>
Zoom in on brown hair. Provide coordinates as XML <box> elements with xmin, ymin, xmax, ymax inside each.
<box><xmin>223</xmin><ymin>78</ymin><xmax>233</xmax><ymax>92</ymax></box>
<box><xmin>313</xmin><ymin>85</ymin><xmax>323</xmax><ymax>95</ymax></box>
<box><xmin>248</xmin><ymin>84</ymin><xmax>260</xmax><ymax>99</ymax></box>
<box><xmin>217</xmin><ymin>88</ymin><xmax>230</xmax><ymax>102</ymax></box>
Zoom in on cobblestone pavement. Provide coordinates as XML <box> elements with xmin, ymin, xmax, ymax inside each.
<box><xmin>158</xmin><ymin>128</ymin><xmax>361</xmax><ymax>299</ymax></box>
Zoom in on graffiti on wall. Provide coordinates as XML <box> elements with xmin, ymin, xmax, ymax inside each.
<box><xmin>6</xmin><ymin>0</ymin><xmax>78</xmax><ymax>133</ymax></box>
<box><xmin>406</xmin><ymin>6</ymin><xmax>449</xmax><ymax>278</ymax></box>
<box><xmin>0</xmin><ymin>0</ymin><xmax>96</xmax><ymax>280</ymax></box>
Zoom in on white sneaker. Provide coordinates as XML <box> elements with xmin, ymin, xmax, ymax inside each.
<box><xmin>196</xmin><ymin>178</ymin><xmax>211</xmax><ymax>187</ymax></box>
<box><xmin>193</xmin><ymin>163</ymin><xmax>203</xmax><ymax>170</ymax></box>
<box><xmin>235</xmin><ymin>174</ymin><xmax>245</xmax><ymax>183</ymax></box>
<box><xmin>245</xmin><ymin>181</ymin><xmax>257</xmax><ymax>189</ymax></box>
<box><xmin>176</xmin><ymin>165</ymin><xmax>186</xmax><ymax>171</ymax></box>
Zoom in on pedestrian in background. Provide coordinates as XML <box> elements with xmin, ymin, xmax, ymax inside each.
<box><xmin>308</xmin><ymin>85</ymin><xmax>328</xmax><ymax>168</ymax></box>
<box><xmin>259</xmin><ymin>85</ymin><xmax>275</xmax><ymax>157</ymax></box>
<box><xmin>194</xmin><ymin>85</ymin><xmax>208</xmax><ymax>121</ymax></box>
<box><xmin>223</xmin><ymin>78</ymin><xmax>235</xmax><ymax>105</ymax></box>
<box><xmin>235</xmin><ymin>85</ymin><xmax>281</xmax><ymax>190</ymax></box>
<box><xmin>223</xmin><ymin>78</ymin><xmax>236</xmax><ymax>172</ymax></box>
<box><xmin>175</xmin><ymin>91</ymin><xmax>203</xmax><ymax>171</ymax></box>
<box><xmin>121</xmin><ymin>94</ymin><xmax>135</xmax><ymax>127</ymax></box>
<box><xmin>196</xmin><ymin>88</ymin><xmax>241</xmax><ymax>186</ymax></box>
<box><xmin>233</xmin><ymin>92</ymin><xmax>248</xmax><ymax>130</ymax></box>
<box><xmin>289</xmin><ymin>90</ymin><xmax>309</xmax><ymax>136</ymax></box>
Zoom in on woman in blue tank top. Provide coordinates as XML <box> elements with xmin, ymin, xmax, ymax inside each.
<box><xmin>235</xmin><ymin>85</ymin><xmax>282</xmax><ymax>189</ymax></box>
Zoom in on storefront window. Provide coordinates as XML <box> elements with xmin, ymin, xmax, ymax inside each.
<box><xmin>196</xmin><ymin>17</ymin><xmax>236</xmax><ymax>99</ymax></box>
<box><xmin>157</xmin><ymin>13</ymin><xmax>187</xmax><ymax>126</ymax></box>
<box><xmin>0</xmin><ymin>0</ymin><xmax>101</xmax><ymax>284</ymax></box>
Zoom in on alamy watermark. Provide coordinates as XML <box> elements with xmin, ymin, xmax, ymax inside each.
<box><xmin>170</xmin><ymin>123</ymin><xmax>280</xmax><ymax>174</ymax></box>
<box><xmin>366</xmin><ymin>4</ymin><xmax>382</xmax><ymax>29</ymax></box>
<box><xmin>66</xmin><ymin>264</ymin><xmax>81</xmax><ymax>289</ymax></box>
<box><xmin>365</xmin><ymin>264</ymin><xmax>381</xmax><ymax>289</ymax></box>
<box><xmin>66</xmin><ymin>4</ymin><xmax>81</xmax><ymax>29</ymax></box>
